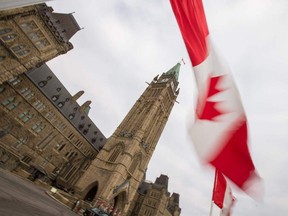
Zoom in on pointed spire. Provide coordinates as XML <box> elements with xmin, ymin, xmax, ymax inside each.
<box><xmin>165</xmin><ymin>63</ymin><xmax>181</xmax><ymax>81</ymax></box>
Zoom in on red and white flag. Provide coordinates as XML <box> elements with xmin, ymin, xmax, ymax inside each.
<box><xmin>170</xmin><ymin>0</ymin><xmax>261</xmax><ymax>192</ymax></box>
<box><xmin>212</xmin><ymin>170</ymin><xmax>235</xmax><ymax>216</ymax></box>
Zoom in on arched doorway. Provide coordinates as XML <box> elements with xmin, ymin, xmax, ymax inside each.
<box><xmin>84</xmin><ymin>184</ymin><xmax>98</xmax><ymax>202</ymax></box>
<box><xmin>111</xmin><ymin>191</ymin><xmax>127</xmax><ymax>214</ymax></box>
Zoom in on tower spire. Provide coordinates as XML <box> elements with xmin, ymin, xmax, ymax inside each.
<box><xmin>164</xmin><ymin>62</ymin><xmax>181</xmax><ymax>81</ymax></box>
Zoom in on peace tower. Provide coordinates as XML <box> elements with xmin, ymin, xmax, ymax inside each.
<box><xmin>74</xmin><ymin>63</ymin><xmax>181</xmax><ymax>214</ymax></box>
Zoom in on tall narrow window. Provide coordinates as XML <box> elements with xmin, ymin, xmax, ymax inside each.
<box><xmin>108</xmin><ymin>146</ymin><xmax>122</xmax><ymax>163</ymax></box>
<box><xmin>22</xmin><ymin>154</ymin><xmax>32</xmax><ymax>163</ymax></box>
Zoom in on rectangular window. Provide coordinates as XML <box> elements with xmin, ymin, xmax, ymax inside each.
<box><xmin>20</xmin><ymin>21</ymin><xmax>37</xmax><ymax>32</ymax></box>
<box><xmin>22</xmin><ymin>155</ymin><xmax>32</xmax><ymax>163</ymax></box>
<box><xmin>14</xmin><ymin>137</ymin><xmax>28</xmax><ymax>149</ymax></box>
<box><xmin>33</xmin><ymin>100</ymin><xmax>46</xmax><ymax>111</ymax></box>
<box><xmin>31</xmin><ymin>122</ymin><xmax>45</xmax><ymax>134</ymax></box>
<box><xmin>1</xmin><ymin>97</ymin><xmax>15</xmax><ymax>106</ymax></box>
<box><xmin>28</xmin><ymin>30</ymin><xmax>44</xmax><ymax>41</ymax></box>
<box><xmin>35</xmin><ymin>39</ymin><xmax>49</xmax><ymax>49</ymax></box>
<box><xmin>18</xmin><ymin>111</ymin><xmax>33</xmax><ymax>123</ymax></box>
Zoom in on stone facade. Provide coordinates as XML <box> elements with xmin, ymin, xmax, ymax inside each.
<box><xmin>0</xmin><ymin>4</ymin><xmax>183</xmax><ymax>215</ymax></box>
<box><xmin>74</xmin><ymin>64</ymin><xmax>181</xmax><ymax>215</ymax></box>
<box><xmin>129</xmin><ymin>175</ymin><xmax>181</xmax><ymax>216</ymax></box>
<box><xmin>0</xmin><ymin>64</ymin><xmax>106</xmax><ymax>190</ymax></box>
<box><xmin>0</xmin><ymin>3</ymin><xmax>80</xmax><ymax>84</ymax></box>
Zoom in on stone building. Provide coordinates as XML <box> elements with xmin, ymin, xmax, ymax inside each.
<box><xmin>74</xmin><ymin>63</ymin><xmax>181</xmax><ymax>215</ymax></box>
<box><xmin>0</xmin><ymin>63</ymin><xmax>106</xmax><ymax>190</ymax></box>
<box><xmin>130</xmin><ymin>174</ymin><xmax>181</xmax><ymax>216</ymax></box>
<box><xmin>0</xmin><ymin>3</ymin><xmax>80</xmax><ymax>84</ymax></box>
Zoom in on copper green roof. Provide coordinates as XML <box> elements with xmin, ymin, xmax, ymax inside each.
<box><xmin>165</xmin><ymin>63</ymin><xmax>181</xmax><ymax>81</ymax></box>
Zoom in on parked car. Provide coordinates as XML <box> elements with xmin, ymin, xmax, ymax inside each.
<box><xmin>83</xmin><ymin>208</ymin><xmax>109</xmax><ymax>216</ymax></box>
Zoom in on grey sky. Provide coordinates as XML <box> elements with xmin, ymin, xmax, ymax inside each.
<box><xmin>46</xmin><ymin>0</ymin><xmax>288</xmax><ymax>215</ymax></box>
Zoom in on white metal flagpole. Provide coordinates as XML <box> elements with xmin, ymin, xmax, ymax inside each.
<box><xmin>209</xmin><ymin>201</ymin><xmax>214</xmax><ymax>216</ymax></box>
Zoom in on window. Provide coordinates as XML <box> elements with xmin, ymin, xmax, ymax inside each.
<box><xmin>2</xmin><ymin>34</ymin><xmax>16</xmax><ymax>41</ymax></box>
<box><xmin>31</xmin><ymin>122</ymin><xmax>45</xmax><ymax>134</ymax></box>
<box><xmin>0</xmin><ymin>56</ymin><xmax>5</xmax><ymax>62</ymax></box>
<box><xmin>20</xmin><ymin>21</ymin><xmax>37</xmax><ymax>31</ymax></box>
<box><xmin>22</xmin><ymin>155</ymin><xmax>32</xmax><ymax>163</ymax></box>
<box><xmin>14</xmin><ymin>137</ymin><xmax>28</xmax><ymax>149</ymax></box>
<box><xmin>65</xmin><ymin>151</ymin><xmax>77</xmax><ymax>160</ymax></box>
<box><xmin>35</xmin><ymin>39</ymin><xmax>49</xmax><ymax>49</ymax></box>
<box><xmin>9</xmin><ymin>76</ymin><xmax>21</xmax><ymax>86</ymax></box>
<box><xmin>68</xmin><ymin>133</ymin><xmax>75</xmax><ymax>140</ymax></box>
<box><xmin>18</xmin><ymin>111</ymin><xmax>33</xmax><ymax>123</ymax></box>
<box><xmin>58</xmin><ymin>102</ymin><xmax>64</xmax><ymax>108</ymax></box>
<box><xmin>45</xmin><ymin>111</ymin><xmax>56</xmax><ymax>122</ymax></box>
<box><xmin>108</xmin><ymin>146</ymin><xmax>122</xmax><ymax>163</ymax></box>
<box><xmin>33</xmin><ymin>100</ymin><xmax>45</xmax><ymax>111</ymax></box>
<box><xmin>20</xmin><ymin>87</ymin><xmax>34</xmax><ymax>100</ymax></box>
<box><xmin>57</xmin><ymin>122</ymin><xmax>66</xmax><ymax>131</ymax></box>
<box><xmin>28</xmin><ymin>30</ymin><xmax>44</xmax><ymax>40</ymax></box>
<box><xmin>55</xmin><ymin>141</ymin><xmax>66</xmax><ymax>152</ymax></box>
<box><xmin>1</xmin><ymin>97</ymin><xmax>19</xmax><ymax>111</ymax></box>
<box><xmin>11</xmin><ymin>45</ymin><xmax>30</xmax><ymax>57</ymax></box>
<box><xmin>51</xmin><ymin>95</ymin><xmax>59</xmax><ymax>101</ymax></box>
<box><xmin>17</xmin><ymin>49</ymin><xmax>30</xmax><ymax>56</ymax></box>
<box><xmin>68</xmin><ymin>113</ymin><xmax>75</xmax><ymax>120</ymax></box>
<box><xmin>1</xmin><ymin>97</ymin><xmax>14</xmax><ymax>106</ymax></box>
<box><xmin>0</xmin><ymin>28</ymin><xmax>12</xmax><ymax>35</ymax></box>
<box><xmin>11</xmin><ymin>45</ymin><xmax>26</xmax><ymax>52</ymax></box>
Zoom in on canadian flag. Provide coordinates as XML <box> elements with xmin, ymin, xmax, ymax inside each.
<box><xmin>170</xmin><ymin>0</ymin><xmax>260</xmax><ymax>192</ymax></box>
<box><xmin>212</xmin><ymin>170</ymin><xmax>236</xmax><ymax>216</ymax></box>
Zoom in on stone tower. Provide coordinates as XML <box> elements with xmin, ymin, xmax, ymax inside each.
<box><xmin>75</xmin><ymin>63</ymin><xmax>181</xmax><ymax>214</ymax></box>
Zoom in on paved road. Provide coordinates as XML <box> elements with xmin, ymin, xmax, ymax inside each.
<box><xmin>0</xmin><ymin>169</ymin><xmax>79</xmax><ymax>216</ymax></box>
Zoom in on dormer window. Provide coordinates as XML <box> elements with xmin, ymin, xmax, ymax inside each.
<box><xmin>68</xmin><ymin>114</ymin><xmax>75</xmax><ymax>120</ymax></box>
<box><xmin>52</xmin><ymin>95</ymin><xmax>59</xmax><ymax>101</ymax></box>
<box><xmin>58</xmin><ymin>102</ymin><xmax>64</xmax><ymax>108</ymax></box>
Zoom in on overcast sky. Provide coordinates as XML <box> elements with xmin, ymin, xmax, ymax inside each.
<box><xmin>45</xmin><ymin>1</ymin><xmax>288</xmax><ymax>215</ymax></box>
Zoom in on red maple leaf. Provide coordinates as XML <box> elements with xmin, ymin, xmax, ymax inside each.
<box><xmin>197</xmin><ymin>75</ymin><xmax>225</xmax><ymax>121</ymax></box>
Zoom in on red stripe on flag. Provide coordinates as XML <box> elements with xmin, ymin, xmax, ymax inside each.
<box><xmin>170</xmin><ymin>0</ymin><xmax>209</xmax><ymax>66</ymax></box>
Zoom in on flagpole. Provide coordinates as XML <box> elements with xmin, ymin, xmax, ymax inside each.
<box><xmin>209</xmin><ymin>169</ymin><xmax>217</xmax><ymax>216</ymax></box>
<box><xmin>209</xmin><ymin>201</ymin><xmax>214</xmax><ymax>216</ymax></box>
